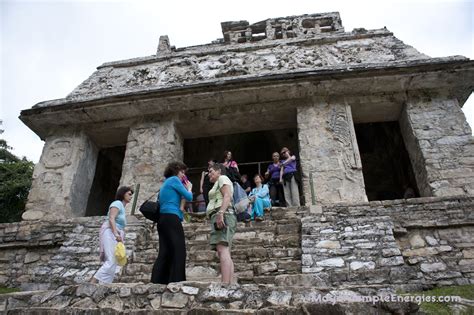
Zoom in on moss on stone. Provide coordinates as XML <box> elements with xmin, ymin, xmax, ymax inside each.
<box><xmin>408</xmin><ymin>285</ymin><xmax>474</xmax><ymax>315</ymax></box>
<box><xmin>0</xmin><ymin>287</ymin><xmax>20</xmax><ymax>294</ymax></box>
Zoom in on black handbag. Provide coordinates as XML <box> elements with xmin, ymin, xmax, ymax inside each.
<box><xmin>139</xmin><ymin>190</ymin><xmax>160</xmax><ymax>223</ymax></box>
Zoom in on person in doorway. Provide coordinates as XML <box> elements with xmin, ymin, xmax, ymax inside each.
<box><xmin>248</xmin><ymin>174</ymin><xmax>271</xmax><ymax>221</ymax></box>
<box><xmin>91</xmin><ymin>186</ymin><xmax>133</xmax><ymax>284</ymax></box>
<box><xmin>200</xmin><ymin>159</ymin><xmax>217</xmax><ymax>206</ymax></box>
<box><xmin>222</xmin><ymin>150</ymin><xmax>241</xmax><ymax>183</ymax></box>
<box><xmin>151</xmin><ymin>162</ymin><xmax>193</xmax><ymax>284</ymax></box>
<box><xmin>265</xmin><ymin>152</ymin><xmax>285</xmax><ymax>207</ymax></box>
<box><xmin>240</xmin><ymin>174</ymin><xmax>252</xmax><ymax>195</ymax></box>
<box><xmin>279</xmin><ymin>147</ymin><xmax>300</xmax><ymax>207</ymax></box>
<box><xmin>206</xmin><ymin>163</ymin><xmax>237</xmax><ymax>284</ymax></box>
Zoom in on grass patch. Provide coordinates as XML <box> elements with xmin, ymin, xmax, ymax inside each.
<box><xmin>0</xmin><ymin>287</ymin><xmax>20</xmax><ymax>294</ymax></box>
<box><xmin>403</xmin><ymin>284</ymin><xmax>474</xmax><ymax>315</ymax></box>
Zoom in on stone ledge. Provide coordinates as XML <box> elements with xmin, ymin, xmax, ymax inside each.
<box><xmin>0</xmin><ymin>282</ymin><xmax>418</xmax><ymax>314</ymax></box>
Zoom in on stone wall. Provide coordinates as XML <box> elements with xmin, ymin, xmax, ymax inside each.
<box><xmin>2</xmin><ymin>196</ymin><xmax>472</xmax><ymax>295</ymax></box>
<box><xmin>0</xmin><ymin>216</ymin><xmax>148</xmax><ymax>291</ymax></box>
<box><xmin>302</xmin><ymin>196</ymin><xmax>474</xmax><ymax>292</ymax></box>
<box><xmin>22</xmin><ymin>131</ymin><xmax>98</xmax><ymax>221</ymax></box>
<box><xmin>297</xmin><ymin>101</ymin><xmax>367</xmax><ymax>204</ymax></box>
<box><xmin>120</xmin><ymin>120</ymin><xmax>183</xmax><ymax>214</ymax></box>
<box><xmin>400</xmin><ymin>97</ymin><xmax>474</xmax><ymax>197</ymax></box>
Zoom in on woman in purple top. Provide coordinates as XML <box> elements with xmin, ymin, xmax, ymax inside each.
<box><xmin>265</xmin><ymin>152</ymin><xmax>286</xmax><ymax>207</ymax></box>
<box><xmin>279</xmin><ymin>147</ymin><xmax>300</xmax><ymax>207</ymax></box>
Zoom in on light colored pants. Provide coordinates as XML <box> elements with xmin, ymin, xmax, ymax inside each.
<box><xmin>94</xmin><ymin>227</ymin><xmax>124</xmax><ymax>284</ymax></box>
<box><xmin>283</xmin><ymin>176</ymin><xmax>300</xmax><ymax>207</ymax></box>
<box><xmin>251</xmin><ymin>198</ymin><xmax>271</xmax><ymax>219</ymax></box>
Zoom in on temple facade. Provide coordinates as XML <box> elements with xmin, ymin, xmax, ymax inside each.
<box><xmin>1</xmin><ymin>13</ymin><xmax>473</xmax><ymax>312</ymax></box>
<box><xmin>20</xmin><ymin>12</ymin><xmax>473</xmax><ymax>220</ymax></box>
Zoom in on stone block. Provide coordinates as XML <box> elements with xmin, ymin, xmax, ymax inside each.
<box><xmin>316</xmin><ymin>258</ymin><xmax>345</xmax><ymax>267</ymax></box>
<box><xmin>24</xmin><ymin>253</ymin><xmax>41</xmax><ymax>264</ymax></box>
<box><xmin>378</xmin><ymin>256</ymin><xmax>404</xmax><ymax>267</ymax></box>
<box><xmin>350</xmin><ymin>261</ymin><xmax>375</xmax><ymax>271</ymax></box>
<box><xmin>458</xmin><ymin>259</ymin><xmax>474</xmax><ymax>266</ymax></box>
<box><xmin>382</xmin><ymin>248</ymin><xmax>402</xmax><ymax>257</ymax></box>
<box><xmin>409</xmin><ymin>234</ymin><xmax>426</xmax><ymax>248</ymax></box>
<box><xmin>186</xmin><ymin>266</ymin><xmax>218</xmax><ymax>279</ymax></box>
<box><xmin>182</xmin><ymin>286</ymin><xmax>199</xmax><ymax>295</ymax></box>
<box><xmin>161</xmin><ymin>292</ymin><xmax>188</xmax><ymax>308</ymax></box>
<box><xmin>425</xmin><ymin>235</ymin><xmax>439</xmax><ymax>246</ymax></box>
<box><xmin>316</xmin><ymin>240</ymin><xmax>341</xmax><ymax>249</ymax></box>
<box><xmin>98</xmin><ymin>295</ymin><xmax>123</xmax><ymax>312</ymax></box>
<box><xmin>150</xmin><ymin>296</ymin><xmax>161</xmax><ymax>310</ymax></box>
<box><xmin>420</xmin><ymin>262</ymin><xmax>447</xmax><ymax>273</ymax></box>
<box><xmin>267</xmin><ymin>290</ymin><xmax>292</xmax><ymax>306</ymax></box>
<box><xmin>462</xmin><ymin>249</ymin><xmax>474</xmax><ymax>259</ymax></box>
<box><xmin>256</xmin><ymin>262</ymin><xmax>278</xmax><ymax>275</ymax></box>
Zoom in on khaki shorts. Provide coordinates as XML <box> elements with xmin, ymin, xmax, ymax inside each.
<box><xmin>209</xmin><ymin>212</ymin><xmax>236</xmax><ymax>250</ymax></box>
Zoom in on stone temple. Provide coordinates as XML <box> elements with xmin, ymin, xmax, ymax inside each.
<box><xmin>1</xmin><ymin>12</ymin><xmax>473</xmax><ymax>313</ymax></box>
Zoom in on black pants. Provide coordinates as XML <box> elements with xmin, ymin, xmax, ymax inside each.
<box><xmin>269</xmin><ymin>180</ymin><xmax>286</xmax><ymax>207</ymax></box>
<box><xmin>151</xmin><ymin>214</ymin><xmax>186</xmax><ymax>284</ymax></box>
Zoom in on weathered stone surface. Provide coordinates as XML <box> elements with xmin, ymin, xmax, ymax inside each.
<box><xmin>267</xmin><ymin>290</ymin><xmax>292</xmax><ymax>306</ymax></box>
<box><xmin>425</xmin><ymin>235</ymin><xmax>439</xmax><ymax>246</ymax></box>
<box><xmin>120</xmin><ymin>121</ymin><xmax>183</xmax><ymax>214</ymax></box>
<box><xmin>463</xmin><ymin>249</ymin><xmax>474</xmax><ymax>259</ymax></box>
<box><xmin>150</xmin><ymin>296</ymin><xmax>161</xmax><ymax>310</ymax></box>
<box><xmin>256</xmin><ymin>262</ymin><xmax>278</xmax><ymax>275</ymax></box>
<box><xmin>350</xmin><ymin>261</ymin><xmax>376</xmax><ymax>271</ymax></box>
<box><xmin>182</xmin><ymin>286</ymin><xmax>199</xmax><ymax>295</ymax></box>
<box><xmin>98</xmin><ymin>294</ymin><xmax>123</xmax><ymax>311</ymax></box>
<box><xmin>409</xmin><ymin>234</ymin><xmax>426</xmax><ymax>248</ymax></box>
<box><xmin>21</xmin><ymin>210</ymin><xmax>44</xmax><ymax>221</ymax></box>
<box><xmin>24</xmin><ymin>252</ymin><xmax>41</xmax><ymax>264</ymax></box>
<box><xmin>316</xmin><ymin>258</ymin><xmax>345</xmax><ymax>267</ymax></box>
<box><xmin>23</xmin><ymin>132</ymin><xmax>98</xmax><ymax>219</ymax></box>
<box><xmin>298</xmin><ymin>103</ymin><xmax>367</xmax><ymax>204</ymax></box>
<box><xmin>316</xmin><ymin>240</ymin><xmax>341</xmax><ymax>249</ymax></box>
<box><xmin>420</xmin><ymin>262</ymin><xmax>447</xmax><ymax>273</ymax></box>
<box><xmin>161</xmin><ymin>291</ymin><xmax>188</xmax><ymax>308</ymax></box>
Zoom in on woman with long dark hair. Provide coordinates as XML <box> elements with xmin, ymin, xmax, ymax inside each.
<box><xmin>151</xmin><ymin>161</ymin><xmax>193</xmax><ymax>284</ymax></box>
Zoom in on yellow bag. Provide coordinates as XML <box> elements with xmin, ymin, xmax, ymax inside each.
<box><xmin>114</xmin><ymin>242</ymin><xmax>127</xmax><ymax>266</ymax></box>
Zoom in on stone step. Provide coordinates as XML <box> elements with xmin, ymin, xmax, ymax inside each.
<box><xmin>129</xmin><ymin>247</ymin><xmax>302</xmax><ymax>265</ymax></box>
<box><xmin>0</xmin><ymin>281</ymin><xmax>414</xmax><ymax>314</ymax></box>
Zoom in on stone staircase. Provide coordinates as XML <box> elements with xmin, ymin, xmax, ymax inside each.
<box><xmin>8</xmin><ymin>206</ymin><xmax>396</xmax><ymax>314</ymax></box>
<box><xmin>119</xmin><ymin>206</ymin><xmax>305</xmax><ymax>285</ymax></box>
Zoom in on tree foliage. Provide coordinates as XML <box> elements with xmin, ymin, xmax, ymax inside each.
<box><xmin>0</xmin><ymin>140</ymin><xmax>34</xmax><ymax>223</ymax></box>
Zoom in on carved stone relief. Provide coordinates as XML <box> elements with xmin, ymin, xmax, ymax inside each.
<box><xmin>43</xmin><ymin>140</ymin><xmax>72</xmax><ymax>169</ymax></box>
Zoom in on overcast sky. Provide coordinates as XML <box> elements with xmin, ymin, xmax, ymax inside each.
<box><xmin>1</xmin><ymin>0</ymin><xmax>473</xmax><ymax>163</ymax></box>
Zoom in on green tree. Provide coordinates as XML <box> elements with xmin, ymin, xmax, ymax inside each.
<box><xmin>0</xmin><ymin>139</ymin><xmax>34</xmax><ymax>223</ymax></box>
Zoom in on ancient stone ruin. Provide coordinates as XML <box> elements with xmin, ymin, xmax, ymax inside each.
<box><xmin>1</xmin><ymin>12</ymin><xmax>473</xmax><ymax>313</ymax></box>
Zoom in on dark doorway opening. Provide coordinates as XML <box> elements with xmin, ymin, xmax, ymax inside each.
<box><xmin>85</xmin><ymin>146</ymin><xmax>126</xmax><ymax>216</ymax></box>
<box><xmin>183</xmin><ymin>128</ymin><xmax>301</xmax><ymax>202</ymax></box>
<box><xmin>355</xmin><ymin>122</ymin><xmax>419</xmax><ymax>201</ymax></box>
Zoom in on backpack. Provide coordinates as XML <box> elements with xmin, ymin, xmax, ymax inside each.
<box><xmin>233</xmin><ymin>182</ymin><xmax>249</xmax><ymax>214</ymax></box>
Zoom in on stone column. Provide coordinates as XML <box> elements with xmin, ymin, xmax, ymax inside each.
<box><xmin>120</xmin><ymin>120</ymin><xmax>183</xmax><ymax>214</ymax></box>
<box><xmin>400</xmin><ymin>97</ymin><xmax>474</xmax><ymax>196</ymax></box>
<box><xmin>297</xmin><ymin>100</ymin><xmax>367</xmax><ymax>204</ymax></box>
<box><xmin>23</xmin><ymin>131</ymin><xmax>98</xmax><ymax>221</ymax></box>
